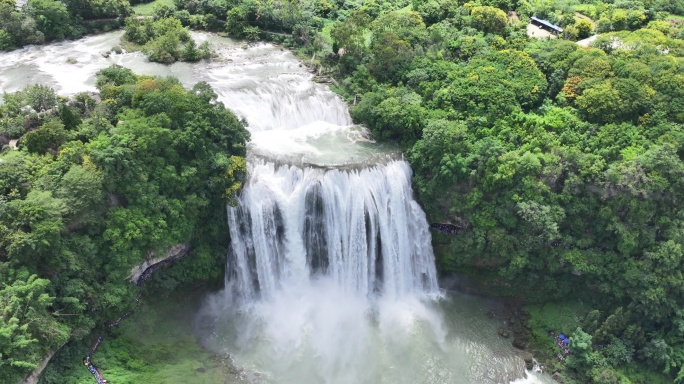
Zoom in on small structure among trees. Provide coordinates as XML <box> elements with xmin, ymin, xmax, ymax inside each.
<box><xmin>530</xmin><ymin>16</ymin><xmax>563</xmax><ymax>35</ymax></box>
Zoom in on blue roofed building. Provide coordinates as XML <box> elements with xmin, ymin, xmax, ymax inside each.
<box><xmin>530</xmin><ymin>16</ymin><xmax>563</xmax><ymax>35</ymax></box>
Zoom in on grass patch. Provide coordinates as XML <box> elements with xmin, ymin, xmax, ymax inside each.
<box><xmin>574</xmin><ymin>4</ymin><xmax>597</xmax><ymax>19</ymax></box>
<box><xmin>118</xmin><ymin>37</ymin><xmax>143</xmax><ymax>53</ymax></box>
<box><xmin>527</xmin><ymin>300</ymin><xmax>588</xmax><ymax>339</ymax></box>
<box><xmin>525</xmin><ymin>301</ymin><xmax>589</xmax><ymax>374</ymax></box>
<box><xmin>617</xmin><ymin>364</ymin><xmax>672</xmax><ymax>384</ymax></box>
<box><xmin>320</xmin><ymin>19</ymin><xmax>335</xmax><ymax>45</ymax></box>
<box><xmin>133</xmin><ymin>0</ymin><xmax>175</xmax><ymax>16</ymax></box>
<box><xmin>574</xmin><ymin>12</ymin><xmax>595</xmax><ymax>26</ymax></box>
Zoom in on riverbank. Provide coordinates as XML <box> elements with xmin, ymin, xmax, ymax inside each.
<box><xmin>440</xmin><ymin>274</ymin><xmax>552</xmax><ymax>376</ymax></box>
<box><xmin>442</xmin><ymin>269</ymin><xmax>673</xmax><ymax>384</ymax></box>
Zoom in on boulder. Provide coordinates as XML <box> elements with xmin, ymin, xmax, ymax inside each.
<box><xmin>498</xmin><ymin>327</ymin><xmax>510</xmax><ymax>338</ymax></box>
<box><xmin>512</xmin><ymin>337</ymin><xmax>529</xmax><ymax>350</ymax></box>
<box><xmin>524</xmin><ymin>356</ymin><xmax>534</xmax><ymax>370</ymax></box>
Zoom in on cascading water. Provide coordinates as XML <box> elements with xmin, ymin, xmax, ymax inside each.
<box><xmin>0</xmin><ymin>31</ymin><xmax>554</xmax><ymax>384</ymax></box>
<box><xmin>227</xmin><ymin>159</ymin><xmax>439</xmax><ymax>302</ymax></box>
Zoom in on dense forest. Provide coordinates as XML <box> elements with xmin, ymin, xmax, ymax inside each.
<box><xmin>0</xmin><ymin>0</ymin><xmax>131</xmax><ymax>49</ymax></box>
<box><xmin>0</xmin><ymin>67</ymin><xmax>249</xmax><ymax>383</ymax></box>
<box><xmin>2</xmin><ymin>0</ymin><xmax>684</xmax><ymax>382</ymax></box>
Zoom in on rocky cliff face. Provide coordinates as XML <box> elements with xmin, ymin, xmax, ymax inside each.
<box><xmin>20</xmin><ymin>344</ymin><xmax>64</xmax><ymax>384</ymax></box>
<box><xmin>128</xmin><ymin>244</ymin><xmax>192</xmax><ymax>283</ymax></box>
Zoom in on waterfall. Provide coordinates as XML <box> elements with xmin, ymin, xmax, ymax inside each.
<box><xmin>0</xmin><ymin>32</ymin><xmax>554</xmax><ymax>383</ymax></box>
<box><xmin>209</xmin><ymin>45</ymin><xmax>449</xmax><ymax>382</ymax></box>
<box><xmin>226</xmin><ymin>159</ymin><xmax>439</xmax><ymax>302</ymax></box>
<box><xmin>206</xmin><ymin>40</ymin><xmax>440</xmax><ymax>304</ymax></box>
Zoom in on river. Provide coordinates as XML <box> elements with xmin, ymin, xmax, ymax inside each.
<box><xmin>0</xmin><ymin>31</ymin><xmax>554</xmax><ymax>384</ymax></box>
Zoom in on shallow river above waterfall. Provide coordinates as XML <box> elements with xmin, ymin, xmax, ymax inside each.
<box><xmin>0</xmin><ymin>31</ymin><xmax>554</xmax><ymax>384</ymax></box>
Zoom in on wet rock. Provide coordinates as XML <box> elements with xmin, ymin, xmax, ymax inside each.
<box><xmin>524</xmin><ymin>356</ymin><xmax>534</xmax><ymax>370</ymax></box>
<box><xmin>512</xmin><ymin>337</ymin><xmax>529</xmax><ymax>350</ymax></box>
<box><xmin>498</xmin><ymin>327</ymin><xmax>510</xmax><ymax>338</ymax></box>
<box><xmin>486</xmin><ymin>310</ymin><xmax>496</xmax><ymax>319</ymax></box>
<box><xmin>312</xmin><ymin>76</ymin><xmax>332</xmax><ymax>84</ymax></box>
<box><xmin>508</xmin><ymin>316</ymin><xmax>516</xmax><ymax>325</ymax></box>
<box><xmin>552</xmin><ymin>372</ymin><xmax>563</xmax><ymax>383</ymax></box>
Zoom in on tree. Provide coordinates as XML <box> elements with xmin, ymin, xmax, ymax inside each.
<box><xmin>611</xmin><ymin>9</ymin><xmax>628</xmax><ymax>31</ymax></box>
<box><xmin>567</xmin><ymin>49</ymin><xmax>612</xmax><ymax>79</ymax></box>
<box><xmin>568</xmin><ymin>327</ymin><xmax>594</xmax><ymax>369</ymax></box>
<box><xmin>435</xmin><ymin>50</ymin><xmax>547</xmax><ymax>122</ymax></box>
<box><xmin>56</xmin><ymin>164</ymin><xmax>104</xmax><ymax>227</ymax></box>
<box><xmin>412</xmin><ymin>0</ymin><xmax>460</xmax><ymax>25</ymax></box>
<box><xmin>95</xmin><ymin>65</ymin><xmax>137</xmax><ymax>88</ymax></box>
<box><xmin>21</xmin><ymin>120</ymin><xmax>70</xmax><ymax>154</ymax></box>
<box><xmin>62</xmin><ymin>0</ymin><xmax>131</xmax><ymax>20</ymax></box>
<box><xmin>27</xmin><ymin>0</ymin><xmax>79</xmax><ymax>41</ymax></box>
<box><xmin>124</xmin><ymin>17</ymin><xmax>200</xmax><ymax>64</ymax></box>
<box><xmin>0</xmin><ymin>28</ymin><xmax>12</xmax><ymax>50</ymax></box>
<box><xmin>225</xmin><ymin>4</ymin><xmax>254</xmax><ymax>38</ymax></box>
<box><xmin>146</xmin><ymin>32</ymin><xmax>182</xmax><ymax>63</ymax></box>
<box><xmin>0</xmin><ymin>3</ymin><xmax>44</xmax><ymax>48</ymax></box>
<box><xmin>516</xmin><ymin>200</ymin><xmax>565</xmax><ymax>241</ymax></box>
<box><xmin>0</xmin><ymin>269</ymin><xmax>69</xmax><ymax>384</ymax></box>
<box><xmin>370</xmin><ymin>10</ymin><xmax>427</xmax><ymax>47</ymax></box>
<box><xmin>470</xmin><ymin>6</ymin><xmax>507</xmax><ymax>34</ymax></box>
<box><xmin>626</xmin><ymin>10</ymin><xmax>646</xmax><ymax>30</ymax></box>
<box><xmin>181</xmin><ymin>38</ymin><xmax>200</xmax><ymax>61</ymax></box>
<box><xmin>575</xmin><ymin>19</ymin><xmax>593</xmax><ymax>39</ymax></box>
<box><xmin>409</xmin><ymin>119</ymin><xmax>472</xmax><ymax>201</ymax></box>
<box><xmin>330</xmin><ymin>11</ymin><xmax>370</xmax><ymax>71</ymax></box>
<box><xmin>352</xmin><ymin>88</ymin><xmax>427</xmax><ymax>147</ymax></box>
<box><xmin>2</xmin><ymin>188</ymin><xmax>67</xmax><ymax>265</ymax></box>
<box><xmin>369</xmin><ymin>32</ymin><xmax>414</xmax><ymax>83</ymax></box>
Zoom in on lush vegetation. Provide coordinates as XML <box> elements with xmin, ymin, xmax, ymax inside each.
<box><xmin>0</xmin><ymin>67</ymin><xmax>248</xmax><ymax>383</ymax></box>
<box><xmin>346</xmin><ymin>8</ymin><xmax>683</xmax><ymax>384</ymax></box>
<box><xmin>141</xmin><ymin>0</ymin><xmax>684</xmax><ymax>381</ymax></box>
<box><xmin>3</xmin><ymin>0</ymin><xmax>684</xmax><ymax>382</ymax></box>
<box><xmin>123</xmin><ymin>16</ymin><xmax>214</xmax><ymax>63</ymax></box>
<box><xmin>0</xmin><ymin>0</ymin><xmax>133</xmax><ymax>50</ymax></box>
<box><xmin>132</xmin><ymin>0</ymin><xmax>173</xmax><ymax>16</ymax></box>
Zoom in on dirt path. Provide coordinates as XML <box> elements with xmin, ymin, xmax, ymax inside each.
<box><xmin>526</xmin><ymin>24</ymin><xmax>557</xmax><ymax>39</ymax></box>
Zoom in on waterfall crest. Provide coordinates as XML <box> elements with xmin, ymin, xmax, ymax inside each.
<box><xmin>227</xmin><ymin>159</ymin><xmax>439</xmax><ymax>301</ymax></box>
